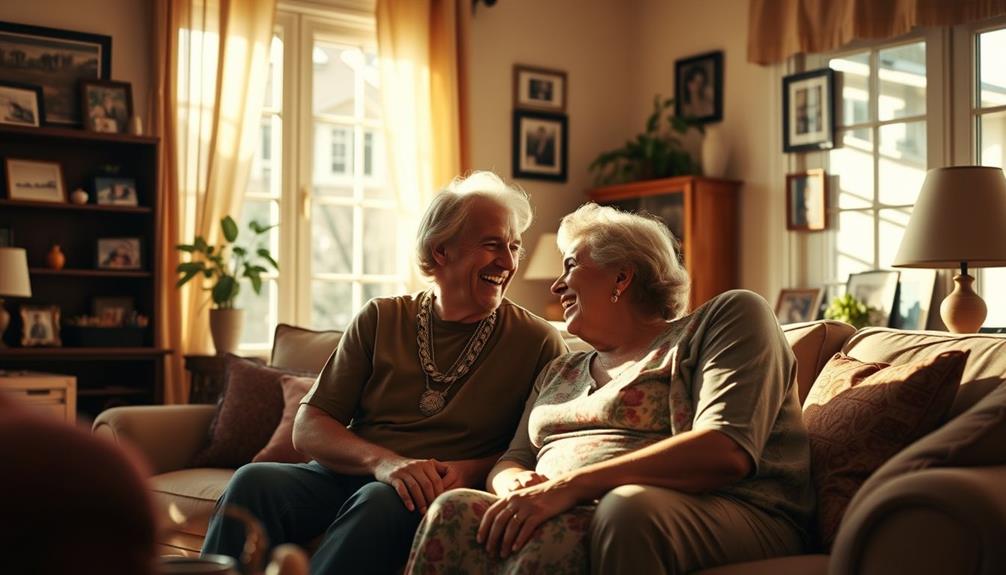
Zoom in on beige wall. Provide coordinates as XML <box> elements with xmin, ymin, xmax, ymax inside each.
<box><xmin>0</xmin><ymin>0</ymin><xmax>154</xmax><ymax>125</ymax></box>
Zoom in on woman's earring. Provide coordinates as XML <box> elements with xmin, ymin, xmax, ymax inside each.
<box><xmin>610</xmin><ymin>289</ymin><xmax>620</xmax><ymax>303</ymax></box>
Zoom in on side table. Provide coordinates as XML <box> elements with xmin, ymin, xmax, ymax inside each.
<box><xmin>0</xmin><ymin>370</ymin><xmax>77</xmax><ymax>423</ymax></box>
<box><xmin>184</xmin><ymin>354</ymin><xmax>227</xmax><ymax>404</ymax></box>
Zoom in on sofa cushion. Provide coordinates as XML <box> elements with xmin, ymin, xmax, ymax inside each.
<box><xmin>253</xmin><ymin>375</ymin><xmax>315</xmax><ymax>464</ymax></box>
<box><xmin>782</xmin><ymin>320</ymin><xmax>856</xmax><ymax>404</ymax></box>
<box><xmin>270</xmin><ymin>323</ymin><xmax>343</xmax><ymax>374</ymax></box>
<box><xmin>802</xmin><ymin>349</ymin><xmax>968</xmax><ymax>549</ymax></box>
<box><xmin>191</xmin><ymin>355</ymin><xmax>308</xmax><ymax>468</ymax></box>
<box><xmin>151</xmin><ymin>468</ymin><xmax>234</xmax><ymax>554</ymax></box>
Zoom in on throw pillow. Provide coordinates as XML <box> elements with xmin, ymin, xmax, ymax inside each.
<box><xmin>252</xmin><ymin>375</ymin><xmax>316</xmax><ymax>464</ymax></box>
<box><xmin>802</xmin><ymin>349</ymin><xmax>969</xmax><ymax>549</ymax></box>
<box><xmin>190</xmin><ymin>355</ymin><xmax>308</xmax><ymax>468</ymax></box>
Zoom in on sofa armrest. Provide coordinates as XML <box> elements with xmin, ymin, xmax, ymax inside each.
<box><xmin>92</xmin><ymin>405</ymin><xmax>216</xmax><ymax>475</ymax></box>
<box><xmin>830</xmin><ymin>465</ymin><xmax>1006</xmax><ymax>575</ymax></box>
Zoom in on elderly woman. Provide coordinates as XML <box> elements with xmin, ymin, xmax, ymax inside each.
<box><xmin>405</xmin><ymin>203</ymin><xmax>812</xmax><ymax>574</ymax></box>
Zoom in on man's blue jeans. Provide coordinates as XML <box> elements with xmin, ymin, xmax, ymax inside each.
<box><xmin>202</xmin><ymin>461</ymin><xmax>421</xmax><ymax>574</ymax></box>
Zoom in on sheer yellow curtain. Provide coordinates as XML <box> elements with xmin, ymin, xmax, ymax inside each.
<box><xmin>749</xmin><ymin>0</ymin><xmax>1006</xmax><ymax>65</ymax></box>
<box><xmin>153</xmin><ymin>0</ymin><xmax>277</xmax><ymax>403</ymax></box>
<box><xmin>377</xmin><ymin>0</ymin><xmax>470</xmax><ymax>291</ymax></box>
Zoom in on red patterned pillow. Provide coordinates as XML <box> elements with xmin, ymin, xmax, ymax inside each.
<box><xmin>190</xmin><ymin>355</ymin><xmax>309</xmax><ymax>468</ymax></box>
<box><xmin>252</xmin><ymin>375</ymin><xmax>315</xmax><ymax>464</ymax></box>
<box><xmin>802</xmin><ymin>349</ymin><xmax>969</xmax><ymax>549</ymax></box>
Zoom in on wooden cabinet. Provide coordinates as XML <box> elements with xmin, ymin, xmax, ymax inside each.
<box><xmin>0</xmin><ymin>371</ymin><xmax>76</xmax><ymax>423</ymax></box>
<box><xmin>588</xmin><ymin>176</ymin><xmax>741</xmax><ymax>310</ymax></box>
<box><xmin>0</xmin><ymin>124</ymin><xmax>168</xmax><ymax>419</ymax></box>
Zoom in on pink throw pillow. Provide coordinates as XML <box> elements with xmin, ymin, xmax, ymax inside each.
<box><xmin>252</xmin><ymin>375</ymin><xmax>316</xmax><ymax>464</ymax></box>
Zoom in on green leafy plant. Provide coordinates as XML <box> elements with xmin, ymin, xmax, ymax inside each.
<box><xmin>823</xmin><ymin>293</ymin><xmax>874</xmax><ymax>329</ymax></box>
<box><xmin>175</xmin><ymin>216</ymin><xmax>278</xmax><ymax>309</ymax></box>
<box><xmin>588</xmin><ymin>95</ymin><xmax>702</xmax><ymax>186</ymax></box>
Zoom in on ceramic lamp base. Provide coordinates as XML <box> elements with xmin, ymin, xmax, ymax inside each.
<box><xmin>940</xmin><ymin>273</ymin><xmax>987</xmax><ymax>333</ymax></box>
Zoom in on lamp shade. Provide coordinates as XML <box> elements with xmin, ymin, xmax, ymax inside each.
<box><xmin>524</xmin><ymin>233</ymin><xmax>562</xmax><ymax>280</ymax></box>
<box><xmin>893</xmin><ymin>166</ymin><xmax>1006</xmax><ymax>268</ymax></box>
<box><xmin>0</xmin><ymin>247</ymin><xmax>31</xmax><ymax>297</ymax></box>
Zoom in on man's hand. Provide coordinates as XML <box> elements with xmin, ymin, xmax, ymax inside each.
<box><xmin>373</xmin><ymin>457</ymin><xmax>450</xmax><ymax>514</ymax></box>
<box><xmin>440</xmin><ymin>456</ymin><xmax>499</xmax><ymax>490</ymax></box>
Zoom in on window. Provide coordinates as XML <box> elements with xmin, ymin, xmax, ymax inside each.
<box><xmin>236</xmin><ymin>7</ymin><xmax>404</xmax><ymax>351</ymax></box>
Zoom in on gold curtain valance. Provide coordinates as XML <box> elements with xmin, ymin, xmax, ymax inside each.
<box><xmin>748</xmin><ymin>0</ymin><xmax>1006</xmax><ymax>65</ymax></box>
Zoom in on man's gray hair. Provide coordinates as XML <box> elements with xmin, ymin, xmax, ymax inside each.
<box><xmin>558</xmin><ymin>203</ymin><xmax>690</xmax><ymax>319</ymax></box>
<box><xmin>416</xmin><ymin>171</ymin><xmax>533</xmax><ymax>277</ymax></box>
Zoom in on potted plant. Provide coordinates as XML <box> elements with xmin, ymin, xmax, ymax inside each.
<box><xmin>589</xmin><ymin>95</ymin><xmax>703</xmax><ymax>186</ymax></box>
<box><xmin>823</xmin><ymin>293</ymin><xmax>879</xmax><ymax>329</ymax></box>
<box><xmin>176</xmin><ymin>216</ymin><xmax>278</xmax><ymax>354</ymax></box>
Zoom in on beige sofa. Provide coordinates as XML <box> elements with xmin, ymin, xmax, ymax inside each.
<box><xmin>93</xmin><ymin>320</ymin><xmax>1006</xmax><ymax>574</ymax></box>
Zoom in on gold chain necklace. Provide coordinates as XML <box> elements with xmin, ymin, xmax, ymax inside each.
<box><xmin>416</xmin><ymin>291</ymin><xmax>497</xmax><ymax>416</ymax></box>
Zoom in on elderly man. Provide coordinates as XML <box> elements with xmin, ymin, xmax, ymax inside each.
<box><xmin>202</xmin><ymin>171</ymin><xmax>567</xmax><ymax>574</ymax></box>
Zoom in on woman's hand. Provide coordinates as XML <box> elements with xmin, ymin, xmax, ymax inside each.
<box><xmin>497</xmin><ymin>470</ymin><xmax>549</xmax><ymax>497</ymax></box>
<box><xmin>476</xmin><ymin>478</ymin><xmax>582</xmax><ymax>558</ymax></box>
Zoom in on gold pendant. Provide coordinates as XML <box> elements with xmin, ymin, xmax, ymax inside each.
<box><xmin>419</xmin><ymin>390</ymin><xmax>446</xmax><ymax>416</ymax></box>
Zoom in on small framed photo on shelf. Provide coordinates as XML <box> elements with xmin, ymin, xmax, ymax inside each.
<box><xmin>4</xmin><ymin>158</ymin><xmax>66</xmax><ymax>203</ymax></box>
<box><xmin>513</xmin><ymin>65</ymin><xmax>566</xmax><ymax>112</ymax></box>
<box><xmin>93</xmin><ymin>296</ymin><xmax>135</xmax><ymax>326</ymax></box>
<box><xmin>512</xmin><ymin>110</ymin><xmax>567</xmax><ymax>182</ymax></box>
<box><xmin>891</xmin><ymin>269</ymin><xmax>937</xmax><ymax>330</ymax></box>
<box><xmin>674</xmin><ymin>51</ymin><xmax>723</xmax><ymax>124</ymax></box>
<box><xmin>20</xmin><ymin>304</ymin><xmax>61</xmax><ymax>347</ymax></box>
<box><xmin>97</xmin><ymin>237</ymin><xmax>142</xmax><ymax>270</ymax></box>
<box><xmin>0</xmin><ymin>80</ymin><xmax>45</xmax><ymax>127</ymax></box>
<box><xmin>80</xmin><ymin>79</ymin><xmax>133</xmax><ymax>134</ymax></box>
<box><xmin>775</xmin><ymin>288</ymin><xmax>823</xmax><ymax>324</ymax></box>
<box><xmin>783</xmin><ymin>68</ymin><xmax>835</xmax><ymax>153</ymax></box>
<box><xmin>94</xmin><ymin>176</ymin><xmax>138</xmax><ymax>206</ymax></box>
<box><xmin>846</xmin><ymin>270</ymin><xmax>900</xmax><ymax>327</ymax></box>
<box><xmin>786</xmin><ymin>169</ymin><xmax>828</xmax><ymax>231</ymax></box>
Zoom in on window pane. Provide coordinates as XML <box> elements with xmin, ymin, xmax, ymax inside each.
<box><xmin>240</xmin><ymin>199</ymin><xmax>280</xmax><ymax>259</ymax></box>
<box><xmin>264</xmin><ymin>33</ymin><xmax>283</xmax><ymax>109</ymax></box>
<box><xmin>235</xmin><ymin>279</ymin><xmax>276</xmax><ymax>345</ymax></box>
<box><xmin>313</xmin><ymin>122</ymin><xmax>353</xmax><ymax>196</ymax></box>
<box><xmin>312</xmin><ymin>204</ymin><xmax>353</xmax><ymax>274</ymax></box>
<box><xmin>836</xmin><ymin>210</ymin><xmax>874</xmax><ymax>281</ymax></box>
<box><xmin>878</xmin><ymin>42</ymin><xmax>926</xmax><ymax>121</ymax></box>
<box><xmin>831</xmin><ymin>129</ymin><xmax>874</xmax><ymax>209</ymax></box>
<box><xmin>312</xmin><ymin>281</ymin><xmax>353</xmax><ymax>329</ymax></box>
<box><xmin>979</xmin><ymin>29</ymin><xmax>1006</xmax><ymax>108</ymax></box>
<box><xmin>983</xmin><ymin>269</ymin><xmax>1006</xmax><ymax>326</ymax></box>
<box><xmin>830</xmin><ymin>51</ymin><xmax>871</xmax><ymax>126</ymax></box>
<box><xmin>313</xmin><ymin>42</ymin><xmax>357</xmax><ymax>116</ymax></box>
<box><xmin>248</xmin><ymin>115</ymin><xmax>281</xmax><ymax>197</ymax></box>
<box><xmin>363</xmin><ymin>130</ymin><xmax>391</xmax><ymax>199</ymax></box>
<box><xmin>877</xmin><ymin>208</ymin><xmax>911</xmax><ymax>269</ymax></box>
<box><xmin>363</xmin><ymin>282</ymin><xmax>403</xmax><ymax>303</ymax></box>
<box><xmin>364</xmin><ymin>51</ymin><xmax>382</xmax><ymax>121</ymax></box>
<box><xmin>363</xmin><ymin>207</ymin><xmax>397</xmax><ymax>274</ymax></box>
<box><xmin>980</xmin><ymin>110</ymin><xmax>1006</xmax><ymax>168</ymax></box>
<box><xmin>878</xmin><ymin>121</ymin><xmax>927</xmax><ymax>205</ymax></box>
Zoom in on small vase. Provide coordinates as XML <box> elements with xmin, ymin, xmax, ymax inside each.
<box><xmin>70</xmin><ymin>189</ymin><xmax>89</xmax><ymax>205</ymax></box>
<box><xmin>209</xmin><ymin>308</ymin><xmax>244</xmax><ymax>355</ymax></box>
<box><xmin>701</xmin><ymin>125</ymin><xmax>728</xmax><ymax>178</ymax></box>
<box><xmin>46</xmin><ymin>245</ymin><xmax>66</xmax><ymax>270</ymax></box>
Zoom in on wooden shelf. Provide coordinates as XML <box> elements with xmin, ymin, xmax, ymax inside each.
<box><xmin>0</xmin><ymin>123</ymin><xmax>158</xmax><ymax>145</ymax></box>
<box><xmin>0</xmin><ymin>347</ymin><xmax>170</xmax><ymax>358</ymax></box>
<box><xmin>29</xmin><ymin>268</ymin><xmax>151</xmax><ymax>278</ymax></box>
<box><xmin>0</xmin><ymin>199</ymin><xmax>152</xmax><ymax>214</ymax></box>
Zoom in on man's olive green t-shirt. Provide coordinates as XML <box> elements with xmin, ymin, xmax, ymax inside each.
<box><xmin>303</xmin><ymin>294</ymin><xmax>568</xmax><ymax>461</ymax></box>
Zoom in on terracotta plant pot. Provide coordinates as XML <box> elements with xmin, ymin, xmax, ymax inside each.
<box><xmin>209</xmin><ymin>308</ymin><xmax>244</xmax><ymax>355</ymax></box>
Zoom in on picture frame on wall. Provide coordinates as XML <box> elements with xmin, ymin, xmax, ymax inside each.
<box><xmin>783</xmin><ymin>68</ymin><xmax>835</xmax><ymax>153</ymax></box>
<box><xmin>80</xmin><ymin>79</ymin><xmax>133</xmax><ymax>134</ymax></box>
<box><xmin>674</xmin><ymin>51</ymin><xmax>723</xmax><ymax>124</ymax></box>
<box><xmin>94</xmin><ymin>176</ymin><xmax>138</xmax><ymax>206</ymax></box>
<box><xmin>513</xmin><ymin>64</ymin><xmax>566</xmax><ymax>112</ymax></box>
<box><xmin>512</xmin><ymin>110</ymin><xmax>567</xmax><ymax>182</ymax></box>
<box><xmin>97</xmin><ymin>237</ymin><xmax>142</xmax><ymax>270</ymax></box>
<box><xmin>4</xmin><ymin>158</ymin><xmax>66</xmax><ymax>203</ymax></box>
<box><xmin>846</xmin><ymin>270</ymin><xmax>900</xmax><ymax>327</ymax></box>
<box><xmin>0</xmin><ymin>80</ymin><xmax>45</xmax><ymax>127</ymax></box>
<box><xmin>775</xmin><ymin>288</ymin><xmax>823</xmax><ymax>324</ymax></box>
<box><xmin>20</xmin><ymin>304</ymin><xmax>61</xmax><ymax>347</ymax></box>
<box><xmin>0</xmin><ymin>21</ymin><xmax>111</xmax><ymax>126</ymax></box>
<box><xmin>786</xmin><ymin>169</ymin><xmax>828</xmax><ymax>231</ymax></box>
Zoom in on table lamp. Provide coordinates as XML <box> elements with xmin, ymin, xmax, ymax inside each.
<box><xmin>0</xmin><ymin>247</ymin><xmax>33</xmax><ymax>347</ymax></box>
<box><xmin>892</xmin><ymin>166</ymin><xmax>1006</xmax><ymax>333</ymax></box>
<box><xmin>524</xmin><ymin>232</ymin><xmax>564</xmax><ymax>321</ymax></box>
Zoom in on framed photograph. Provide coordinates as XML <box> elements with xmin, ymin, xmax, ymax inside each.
<box><xmin>0</xmin><ymin>80</ymin><xmax>44</xmax><ymax>127</ymax></box>
<box><xmin>775</xmin><ymin>288</ymin><xmax>824</xmax><ymax>324</ymax></box>
<box><xmin>846</xmin><ymin>270</ymin><xmax>900</xmax><ymax>327</ymax></box>
<box><xmin>20</xmin><ymin>304</ymin><xmax>61</xmax><ymax>347</ymax></box>
<box><xmin>0</xmin><ymin>21</ymin><xmax>111</xmax><ymax>126</ymax></box>
<box><xmin>80</xmin><ymin>80</ymin><xmax>132</xmax><ymax>134</ymax></box>
<box><xmin>891</xmin><ymin>269</ymin><xmax>937</xmax><ymax>330</ymax></box>
<box><xmin>93</xmin><ymin>296</ymin><xmax>135</xmax><ymax>326</ymax></box>
<box><xmin>4</xmin><ymin>158</ymin><xmax>66</xmax><ymax>203</ymax></box>
<box><xmin>512</xmin><ymin>110</ymin><xmax>567</xmax><ymax>182</ymax></box>
<box><xmin>786</xmin><ymin>169</ymin><xmax>828</xmax><ymax>231</ymax></box>
<box><xmin>675</xmin><ymin>51</ymin><xmax>723</xmax><ymax>124</ymax></box>
<box><xmin>94</xmin><ymin>176</ymin><xmax>138</xmax><ymax>206</ymax></box>
<box><xmin>97</xmin><ymin>237</ymin><xmax>142</xmax><ymax>270</ymax></box>
<box><xmin>513</xmin><ymin>65</ymin><xmax>566</xmax><ymax>112</ymax></box>
<box><xmin>783</xmin><ymin>68</ymin><xmax>835</xmax><ymax>153</ymax></box>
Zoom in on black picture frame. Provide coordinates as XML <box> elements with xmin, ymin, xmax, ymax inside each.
<box><xmin>0</xmin><ymin>21</ymin><xmax>112</xmax><ymax>126</ymax></box>
<box><xmin>513</xmin><ymin>64</ymin><xmax>567</xmax><ymax>112</ymax></box>
<box><xmin>512</xmin><ymin>110</ymin><xmax>567</xmax><ymax>182</ymax></box>
<box><xmin>0</xmin><ymin>80</ymin><xmax>45</xmax><ymax>127</ymax></box>
<box><xmin>80</xmin><ymin>79</ymin><xmax>133</xmax><ymax>134</ymax></box>
<box><xmin>674</xmin><ymin>51</ymin><xmax>723</xmax><ymax>124</ymax></box>
<box><xmin>783</xmin><ymin>68</ymin><xmax>836</xmax><ymax>153</ymax></box>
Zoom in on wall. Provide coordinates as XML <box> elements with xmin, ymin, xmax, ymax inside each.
<box><xmin>0</xmin><ymin>0</ymin><xmax>154</xmax><ymax>126</ymax></box>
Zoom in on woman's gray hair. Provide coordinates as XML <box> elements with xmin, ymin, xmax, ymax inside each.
<box><xmin>416</xmin><ymin>171</ymin><xmax>533</xmax><ymax>277</ymax></box>
<box><xmin>557</xmin><ymin>203</ymin><xmax>690</xmax><ymax>319</ymax></box>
